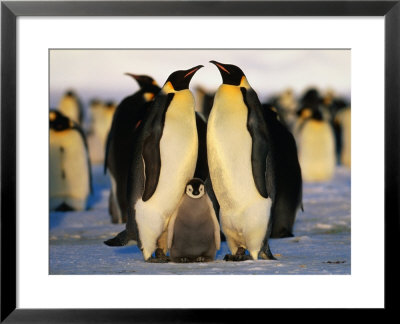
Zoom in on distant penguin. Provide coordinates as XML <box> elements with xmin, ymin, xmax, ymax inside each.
<box><xmin>299</xmin><ymin>87</ymin><xmax>331</xmax><ymax>122</ymax></box>
<box><xmin>261</xmin><ymin>104</ymin><xmax>303</xmax><ymax>238</ymax></box>
<box><xmin>207</xmin><ymin>61</ymin><xmax>275</xmax><ymax>261</ymax></box>
<box><xmin>58</xmin><ymin>90</ymin><xmax>84</xmax><ymax>125</ymax></box>
<box><xmin>167</xmin><ymin>178</ymin><xmax>220</xmax><ymax>263</ymax></box>
<box><xmin>272</xmin><ymin>88</ymin><xmax>298</xmax><ymax>130</ymax></box>
<box><xmin>104</xmin><ymin>74</ymin><xmax>161</xmax><ymax>224</ymax></box>
<box><xmin>334</xmin><ymin>106</ymin><xmax>351</xmax><ymax>167</ymax></box>
<box><xmin>91</xmin><ymin>100</ymin><xmax>116</xmax><ymax>148</ymax></box>
<box><xmin>296</xmin><ymin>109</ymin><xmax>336</xmax><ymax>182</ymax></box>
<box><xmin>105</xmin><ymin>65</ymin><xmax>203</xmax><ymax>263</ymax></box>
<box><xmin>87</xmin><ymin>99</ymin><xmax>117</xmax><ymax>165</ymax></box>
<box><xmin>49</xmin><ymin>110</ymin><xmax>92</xmax><ymax>211</ymax></box>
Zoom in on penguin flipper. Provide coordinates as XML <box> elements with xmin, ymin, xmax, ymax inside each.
<box><xmin>141</xmin><ymin>93</ymin><xmax>173</xmax><ymax>202</ymax></box>
<box><xmin>241</xmin><ymin>87</ymin><xmax>269</xmax><ymax>198</ymax></box>
<box><xmin>104</xmin><ymin>229</ymin><xmax>129</xmax><ymax>246</ymax></box>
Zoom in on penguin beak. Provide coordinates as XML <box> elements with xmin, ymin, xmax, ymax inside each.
<box><xmin>125</xmin><ymin>73</ymin><xmax>140</xmax><ymax>80</ymax></box>
<box><xmin>210</xmin><ymin>60</ymin><xmax>231</xmax><ymax>75</ymax></box>
<box><xmin>183</xmin><ymin>65</ymin><xmax>204</xmax><ymax>79</ymax></box>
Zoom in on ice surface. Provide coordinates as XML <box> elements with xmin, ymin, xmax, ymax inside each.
<box><xmin>49</xmin><ymin>165</ymin><xmax>351</xmax><ymax>275</ymax></box>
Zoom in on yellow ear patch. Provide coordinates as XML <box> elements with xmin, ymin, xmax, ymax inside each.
<box><xmin>152</xmin><ymin>80</ymin><xmax>158</xmax><ymax>86</ymax></box>
<box><xmin>143</xmin><ymin>93</ymin><xmax>155</xmax><ymax>102</ymax></box>
<box><xmin>301</xmin><ymin>108</ymin><xmax>312</xmax><ymax>119</ymax></box>
<box><xmin>49</xmin><ymin>111</ymin><xmax>56</xmax><ymax>121</ymax></box>
<box><xmin>162</xmin><ymin>81</ymin><xmax>175</xmax><ymax>93</ymax></box>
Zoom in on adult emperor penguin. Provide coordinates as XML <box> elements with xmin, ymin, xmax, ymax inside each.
<box><xmin>105</xmin><ymin>65</ymin><xmax>203</xmax><ymax>262</ymax></box>
<box><xmin>58</xmin><ymin>90</ymin><xmax>84</xmax><ymax>125</ymax></box>
<box><xmin>262</xmin><ymin>104</ymin><xmax>303</xmax><ymax>238</ymax></box>
<box><xmin>104</xmin><ymin>74</ymin><xmax>161</xmax><ymax>224</ymax></box>
<box><xmin>167</xmin><ymin>178</ymin><xmax>220</xmax><ymax>262</ymax></box>
<box><xmin>207</xmin><ymin>61</ymin><xmax>275</xmax><ymax>261</ymax></box>
<box><xmin>49</xmin><ymin>110</ymin><xmax>92</xmax><ymax>211</ymax></box>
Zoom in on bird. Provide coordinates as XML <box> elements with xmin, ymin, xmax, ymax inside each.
<box><xmin>104</xmin><ymin>74</ymin><xmax>160</xmax><ymax>224</ymax></box>
<box><xmin>105</xmin><ymin>65</ymin><xmax>203</xmax><ymax>263</ymax></box>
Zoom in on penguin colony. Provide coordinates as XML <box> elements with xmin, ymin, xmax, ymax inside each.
<box><xmin>50</xmin><ymin>61</ymin><xmax>350</xmax><ymax>263</ymax></box>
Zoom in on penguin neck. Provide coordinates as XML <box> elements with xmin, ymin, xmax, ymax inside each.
<box><xmin>239</xmin><ymin>76</ymin><xmax>251</xmax><ymax>89</ymax></box>
<box><xmin>162</xmin><ymin>81</ymin><xmax>178</xmax><ymax>94</ymax></box>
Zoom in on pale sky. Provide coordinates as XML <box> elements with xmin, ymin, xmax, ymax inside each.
<box><xmin>50</xmin><ymin>49</ymin><xmax>350</xmax><ymax>109</ymax></box>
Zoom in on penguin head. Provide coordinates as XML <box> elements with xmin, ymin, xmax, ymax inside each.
<box><xmin>210</xmin><ymin>60</ymin><xmax>246</xmax><ymax>86</ymax></box>
<box><xmin>163</xmin><ymin>65</ymin><xmax>204</xmax><ymax>92</ymax></box>
<box><xmin>49</xmin><ymin>110</ymin><xmax>73</xmax><ymax>131</ymax></box>
<box><xmin>126</xmin><ymin>74</ymin><xmax>159</xmax><ymax>91</ymax></box>
<box><xmin>104</xmin><ymin>101</ymin><xmax>116</xmax><ymax>110</ymax></box>
<box><xmin>89</xmin><ymin>99</ymin><xmax>103</xmax><ymax>109</ymax></box>
<box><xmin>185</xmin><ymin>178</ymin><xmax>205</xmax><ymax>199</ymax></box>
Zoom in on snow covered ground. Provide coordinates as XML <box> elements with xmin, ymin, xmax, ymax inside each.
<box><xmin>49</xmin><ymin>164</ymin><xmax>351</xmax><ymax>275</ymax></box>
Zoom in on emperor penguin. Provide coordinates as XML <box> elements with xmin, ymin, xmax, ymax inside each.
<box><xmin>90</xmin><ymin>100</ymin><xmax>116</xmax><ymax>149</ymax></box>
<box><xmin>207</xmin><ymin>61</ymin><xmax>275</xmax><ymax>261</ymax></box>
<box><xmin>261</xmin><ymin>104</ymin><xmax>303</xmax><ymax>238</ymax></box>
<box><xmin>87</xmin><ymin>99</ymin><xmax>117</xmax><ymax>165</ymax></box>
<box><xmin>49</xmin><ymin>110</ymin><xmax>92</xmax><ymax>211</ymax></box>
<box><xmin>296</xmin><ymin>109</ymin><xmax>336</xmax><ymax>182</ymax></box>
<box><xmin>104</xmin><ymin>74</ymin><xmax>161</xmax><ymax>224</ymax></box>
<box><xmin>58</xmin><ymin>90</ymin><xmax>84</xmax><ymax>125</ymax></box>
<box><xmin>105</xmin><ymin>65</ymin><xmax>203</xmax><ymax>263</ymax></box>
<box><xmin>167</xmin><ymin>178</ymin><xmax>220</xmax><ymax>263</ymax></box>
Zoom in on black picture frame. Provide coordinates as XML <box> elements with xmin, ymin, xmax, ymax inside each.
<box><xmin>1</xmin><ymin>0</ymin><xmax>398</xmax><ymax>322</ymax></box>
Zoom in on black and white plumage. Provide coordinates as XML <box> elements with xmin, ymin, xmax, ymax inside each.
<box><xmin>207</xmin><ymin>61</ymin><xmax>276</xmax><ymax>261</ymax></box>
<box><xmin>105</xmin><ymin>66</ymin><xmax>203</xmax><ymax>262</ymax></box>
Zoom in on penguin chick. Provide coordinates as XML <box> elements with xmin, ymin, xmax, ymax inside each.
<box><xmin>167</xmin><ymin>179</ymin><xmax>221</xmax><ymax>263</ymax></box>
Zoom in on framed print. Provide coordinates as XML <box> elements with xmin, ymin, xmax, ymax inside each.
<box><xmin>1</xmin><ymin>0</ymin><xmax>398</xmax><ymax>321</ymax></box>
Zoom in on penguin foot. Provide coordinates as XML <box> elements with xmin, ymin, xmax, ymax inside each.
<box><xmin>195</xmin><ymin>256</ymin><xmax>213</xmax><ymax>262</ymax></box>
<box><xmin>224</xmin><ymin>248</ymin><xmax>252</xmax><ymax>261</ymax></box>
<box><xmin>223</xmin><ymin>254</ymin><xmax>252</xmax><ymax>261</ymax></box>
<box><xmin>104</xmin><ymin>230</ymin><xmax>128</xmax><ymax>246</ymax></box>
<box><xmin>259</xmin><ymin>247</ymin><xmax>277</xmax><ymax>260</ymax></box>
<box><xmin>146</xmin><ymin>248</ymin><xmax>170</xmax><ymax>263</ymax></box>
<box><xmin>55</xmin><ymin>202</ymin><xmax>74</xmax><ymax>212</ymax></box>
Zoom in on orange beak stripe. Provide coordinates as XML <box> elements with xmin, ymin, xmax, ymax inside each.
<box><xmin>216</xmin><ymin>63</ymin><xmax>230</xmax><ymax>75</ymax></box>
<box><xmin>184</xmin><ymin>68</ymin><xmax>200</xmax><ymax>79</ymax></box>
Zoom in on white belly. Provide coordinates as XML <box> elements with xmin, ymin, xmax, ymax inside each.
<box><xmin>139</xmin><ymin>90</ymin><xmax>198</xmax><ymax>221</ymax></box>
<box><xmin>207</xmin><ymin>85</ymin><xmax>264</xmax><ymax>213</ymax></box>
<box><xmin>207</xmin><ymin>85</ymin><xmax>271</xmax><ymax>256</ymax></box>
